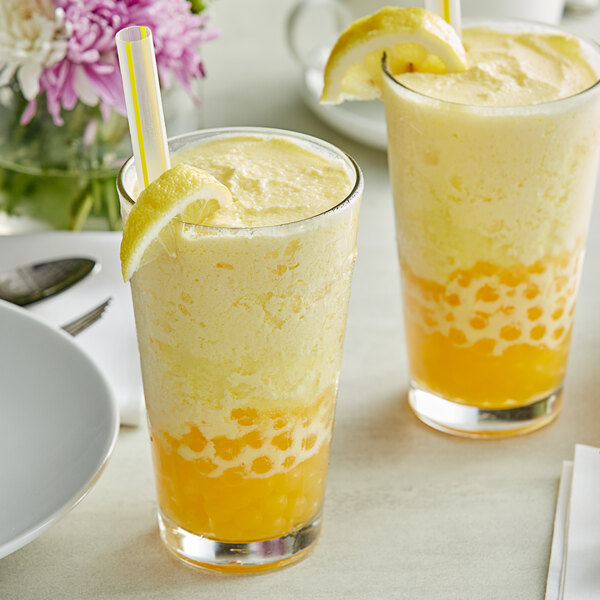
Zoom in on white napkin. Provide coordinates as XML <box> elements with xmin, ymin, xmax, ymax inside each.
<box><xmin>546</xmin><ymin>444</ymin><xmax>600</xmax><ymax>600</ymax></box>
<box><xmin>0</xmin><ymin>231</ymin><xmax>143</xmax><ymax>426</ymax></box>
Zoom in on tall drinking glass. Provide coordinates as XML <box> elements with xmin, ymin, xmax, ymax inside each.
<box><xmin>382</xmin><ymin>21</ymin><xmax>600</xmax><ymax>437</ymax></box>
<box><xmin>118</xmin><ymin>127</ymin><xmax>362</xmax><ymax>571</ymax></box>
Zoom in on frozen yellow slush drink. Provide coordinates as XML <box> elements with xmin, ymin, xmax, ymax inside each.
<box><xmin>382</xmin><ymin>23</ymin><xmax>600</xmax><ymax>436</ymax></box>
<box><xmin>118</xmin><ymin>128</ymin><xmax>362</xmax><ymax>571</ymax></box>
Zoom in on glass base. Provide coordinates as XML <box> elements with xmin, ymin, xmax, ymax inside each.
<box><xmin>158</xmin><ymin>511</ymin><xmax>322</xmax><ymax>573</ymax></box>
<box><xmin>408</xmin><ymin>383</ymin><xmax>562</xmax><ymax>438</ymax></box>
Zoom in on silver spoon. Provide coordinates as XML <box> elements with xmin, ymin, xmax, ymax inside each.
<box><xmin>0</xmin><ymin>258</ymin><xmax>97</xmax><ymax>306</ymax></box>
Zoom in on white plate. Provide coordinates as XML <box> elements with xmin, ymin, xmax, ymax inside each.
<box><xmin>0</xmin><ymin>300</ymin><xmax>119</xmax><ymax>558</ymax></box>
<box><xmin>301</xmin><ymin>66</ymin><xmax>388</xmax><ymax>151</ymax></box>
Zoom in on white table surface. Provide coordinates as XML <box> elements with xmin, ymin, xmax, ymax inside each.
<box><xmin>2</xmin><ymin>2</ymin><xmax>600</xmax><ymax>599</ymax></box>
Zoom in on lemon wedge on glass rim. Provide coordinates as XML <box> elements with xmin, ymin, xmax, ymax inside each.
<box><xmin>321</xmin><ymin>6</ymin><xmax>468</xmax><ymax>104</ymax></box>
<box><xmin>120</xmin><ymin>163</ymin><xmax>233</xmax><ymax>282</ymax></box>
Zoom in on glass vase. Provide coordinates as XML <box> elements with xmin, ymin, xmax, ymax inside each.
<box><xmin>0</xmin><ymin>79</ymin><xmax>203</xmax><ymax>232</ymax></box>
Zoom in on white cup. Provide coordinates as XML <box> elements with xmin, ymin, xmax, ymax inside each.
<box><xmin>331</xmin><ymin>0</ymin><xmax>408</xmax><ymax>19</ymax></box>
<box><xmin>287</xmin><ymin>0</ymin><xmax>568</xmax><ymax>72</ymax></box>
<box><xmin>287</xmin><ymin>0</ymin><xmax>412</xmax><ymax>70</ymax></box>
<box><xmin>461</xmin><ymin>0</ymin><xmax>566</xmax><ymax>24</ymax></box>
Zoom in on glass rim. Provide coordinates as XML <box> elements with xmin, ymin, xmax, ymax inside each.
<box><xmin>117</xmin><ymin>126</ymin><xmax>363</xmax><ymax>233</ymax></box>
<box><xmin>382</xmin><ymin>17</ymin><xmax>600</xmax><ymax>114</ymax></box>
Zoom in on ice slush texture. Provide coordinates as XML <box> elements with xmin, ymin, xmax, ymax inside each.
<box><xmin>384</xmin><ymin>26</ymin><xmax>600</xmax><ymax>407</ymax></box>
<box><xmin>129</xmin><ymin>134</ymin><xmax>360</xmax><ymax>541</ymax></box>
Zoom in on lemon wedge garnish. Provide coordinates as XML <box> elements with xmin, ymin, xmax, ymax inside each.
<box><xmin>321</xmin><ymin>6</ymin><xmax>468</xmax><ymax>104</ymax></box>
<box><xmin>120</xmin><ymin>163</ymin><xmax>233</xmax><ymax>281</ymax></box>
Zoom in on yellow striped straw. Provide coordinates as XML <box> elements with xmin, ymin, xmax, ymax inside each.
<box><xmin>116</xmin><ymin>26</ymin><xmax>170</xmax><ymax>191</ymax></box>
<box><xmin>425</xmin><ymin>0</ymin><xmax>462</xmax><ymax>37</ymax></box>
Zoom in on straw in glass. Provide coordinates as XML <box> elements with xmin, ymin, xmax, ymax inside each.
<box><xmin>425</xmin><ymin>0</ymin><xmax>462</xmax><ymax>36</ymax></box>
<box><xmin>116</xmin><ymin>26</ymin><xmax>170</xmax><ymax>190</ymax></box>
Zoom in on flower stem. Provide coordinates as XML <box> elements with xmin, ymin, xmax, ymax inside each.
<box><xmin>105</xmin><ymin>179</ymin><xmax>121</xmax><ymax>230</ymax></box>
<box><xmin>69</xmin><ymin>182</ymin><xmax>94</xmax><ymax>230</ymax></box>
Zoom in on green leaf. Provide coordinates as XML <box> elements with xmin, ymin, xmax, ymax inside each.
<box><xmin>189</xmin><ymin>0</ymin><xmax>208</xmax><ymax>14</ymax></box>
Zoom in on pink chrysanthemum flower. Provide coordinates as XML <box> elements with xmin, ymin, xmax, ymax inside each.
<box><xmin>21</xmin><ymin>0</ymin><xmax>218</xmax><ymax>126</ymax></box>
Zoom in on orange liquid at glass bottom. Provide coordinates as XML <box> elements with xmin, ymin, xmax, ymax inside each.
<box><xmin>148</xmin><ymin>393</ymin><xmax>334</xmax><ymax>572</ymax></box>
<box><xmin>401</xmin><ymin>250</ymin><xmax>580</xmax><ymax>411</ymax></box>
